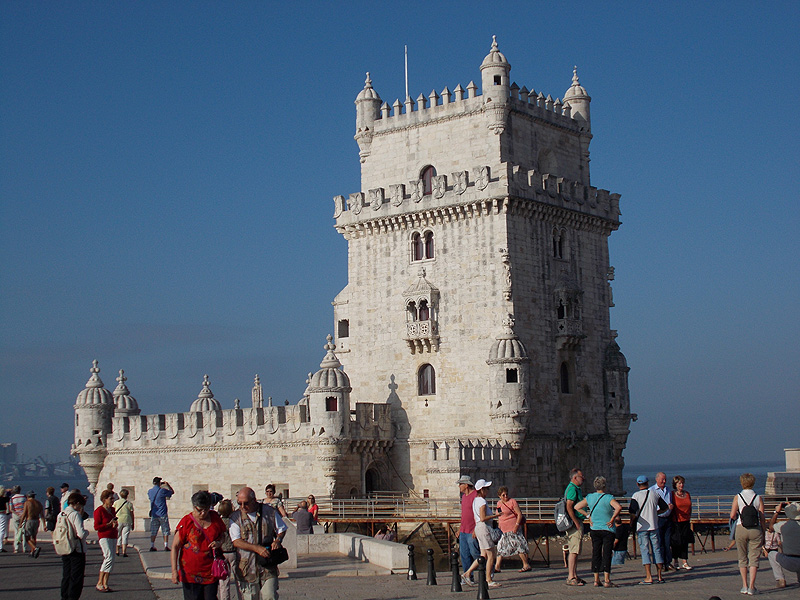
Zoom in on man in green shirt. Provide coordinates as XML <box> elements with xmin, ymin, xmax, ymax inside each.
<box><xmin>564</xmin><ymin>468</ymin><xmax>587</xmax><ymax>585</ymax></box>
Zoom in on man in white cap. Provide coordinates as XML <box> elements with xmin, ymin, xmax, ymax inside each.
<box><xmin>768</xmin><ymin>501</ymin><xmax>800</xmax><ymax>583</ymax></box>
<box><xmin>457</xmin><ymin>475</ymin><xmax>481</xmax><ymax>582</ymax></box>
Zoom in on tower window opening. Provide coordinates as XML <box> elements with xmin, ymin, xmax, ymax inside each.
<box><xmin>424</xmin><ymin>231</ymin><xmax>434</xmax><ymax>259</ymax></box>
<box><xmin>418</xmin><ymin>300</ymin><xmax>430</xmax><ymax>321</ymax></box>
<box><xmin>338</xmin><ymin>319</ymin><xmax>349</xmax><ymax>338</ymax></box>
<box><xmin>421</xmin><ymin>165</ymin><xmax>436</xmax><ymax>195</ymax></box>
<box><xmin>418</xmin><ymin>364</ymin><xmax>436</xmax><ymax>396</ymax></box>
<box><xmin>325</xmin><ymin>397</ymin><xmax>338</xmax><ymax>412</ymax></box>
<box><xmin>494</xmin><ymin>75</ymin><xmax>501</xmax><ymax>85</ymax></box>
<box><xmin>557</xmin><ymin>301</ymin><xmax>566</xmax><ymax>320</ymax></box>
<box><xmin>559</xmin><ymin>362</ymin><xmax>571</xmax><ymax>394</ymax></box>
<box><xmin>412</xmin><ymin>232</ymin><xmax>424</xmax><ymax>261</ymax></box>
<box><xmin>506</xmin><ymin>368</ymin><xmax>518</xmax><ymax>383</ymax></box>
<box><xmin>407</xmin><ymin>301</ymin><xmax>417</xmax><ymax>321</ymax></box>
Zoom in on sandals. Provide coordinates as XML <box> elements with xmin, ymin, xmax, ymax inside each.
<box><xmin>566</xmin><ymin>578</ymin><xmax>585</xmax><ymax>586</ymax></box>
<box><xmin>604</xmin><ymin>582</ymin><xmax>619</xmax><ymax>588</ymax></box>
<box><xmin>519</xmin><ymin>566</ymin><xmax>532</xmax><ymax>572</ymax></box>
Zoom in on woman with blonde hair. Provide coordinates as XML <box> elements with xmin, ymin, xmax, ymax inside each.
<box><xmin>730</xmin><ymin>472</ymin><xmax>765</xmax><ymax>595</ymax></box>
<box><xmin>574</xmin><ymin>476</ymin><xmax>622</xmax><ymax>588</ymax></box>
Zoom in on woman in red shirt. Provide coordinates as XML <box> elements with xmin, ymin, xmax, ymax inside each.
<box><xmin>307</xmin><ymin>495</ymin><xmax>319</xmax><ymax>524</ymax></box>
<box><xmin>94</xmin><ymin>489</ymin><xmax>118</xmax><ymax>592</ymax></box>
<box><xmin>494</xmin><ymin>486</ymin><xmax>531</xmax><ymax>573</ymax></box>
<box><xmin>671</xmin><ymin>475</ymin><xmax>693</xmax><ymax>570</ymax></box>
<box><xmin>171</xmin><ymin>490</ymin><xmax>226</xmax><ymax>600</ymax></box>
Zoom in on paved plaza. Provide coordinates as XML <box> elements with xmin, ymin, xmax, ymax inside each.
<box><xmin>1</xmin><ymin>531</ymin><xmax>798</xmax><ymax>600</ymax></box>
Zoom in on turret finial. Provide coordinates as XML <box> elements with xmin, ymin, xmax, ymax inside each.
<box><xmin>325</xmin><ymin>334</ymin><xmax>335</xmax><ymax>353</ymax></box>
<box><xmin>364</xmin><ymin>72</ymin><xmax>372</xmax><ymax>87</ymax></box>
<box><xmin>91</xmin><ymin>359</ymin><xmax>99</xmax><ymax>374</ymax></box>
<box><xmin>116</xmin><ymin>369</ymin><xmax>126</xmax><ymax>386</ymax></box>
<box><xmin>572</xmin><ymin>66</ymin><xmax>580</xmax><ymax>85</ymax></box>
<box><xmin>491</xmin><ymin>35</ymin><xmax>498</xmax><ymax>50</ymax></box>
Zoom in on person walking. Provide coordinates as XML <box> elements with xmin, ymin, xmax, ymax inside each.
<box><xmin>60</xmin><ymin>483</ymin><xmax>71</xmax><ymax>510</ymax></box>
<box><xmin>262</xmin><ymin>485</ymin><xmax>288</xmax><ymax>519</ymax></box>
<box><xmin>670</xmin><ymin>475</ymin><xmax>693</xmax><ymax>570</ymax></box>
<box><xmin>494</xmin><ymin>486</ymin><xmax>531</xmax><ymax>573</ymax></box>
<box><xmin>171</xmin><ymin>490</ymin><xmax>226</xmax><ymax>600</ymax></box>
<box><xmin>10</xmin><ymin>486</ymin><xmax>26</xmax><ymax>553</ymax></box>
<box><xmin>21</xmin><ymin>491</ymin><xmax>46</xmax><ymax>557</ymax></box>
<box><xmin>0</xmin><ymin>487</ymin><xmax>8</xmax><ymax>551</ymax></box>
<box><xmin>650</xmin><ymin>472</ymin><xmax>674</xmax><ymax>571</ymax></box>
<box><xmin>217</xmin><ymin>499</ymin><xmax>241</xmax><ymax>600</ymax></box>
<box><xmin>61</xmin><ymin>491</ymin><xmax>89</xmax><ymax>600</ymax></box>
<box><xmin>630</xmin><ymin>475</ymin><xmax>669</xmax><ymax>585</ymax></box>
<box><xmin>563</xmin><ymin>468</ymin><xmax>586</xmax><ymax>586</ymax></box>
<box><xmin>113</xmin><ymin>488</ymin><xmax>134</xmax><ymax>557</ymax></box>
<box><xmin>463</xmin><ymin>479</ymin><xmax>500</xmax><ymax>588</ymax></box>
<box><xmin>731</xmin><ymin>472</ymin><xmax>765</xmax><ymax>595</ymax></box>
<box><xmin>229</xmin><ymin>487</ymin><xmax>287</xmax><ymax>600</ymax></box>
<box><xmin>456</xmin><ymin>475</ymin><xmax>481</xmax><ymax>583</ymax></box>
<box><xmin>149</xmin><ymin>477</ymin><xmax>174</xmax><ymax>551</ymax></box>
<box><xmin>45</xmin><ymin>487</ymin><xmax>59</xmax><ymax>532</ymax></box>
<box><xmin>94</xmin><ymin>488</ymin><xmax>119</xmax><ymax>592</ymax></box>
<box><xmin>574</xmin><ymin>476</ymin><xmax>622</xmax><ymax>587</ymax></box>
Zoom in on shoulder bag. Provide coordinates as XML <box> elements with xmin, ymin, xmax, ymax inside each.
<box><xmin>255</xmin><ymin>504</ymin><xmax>289</xmax><ymax>568</ymax></box>
<box><xmin>190</xmin><ymin>515</ymin><xmax>229</xmax><ymax>580</ymax></box>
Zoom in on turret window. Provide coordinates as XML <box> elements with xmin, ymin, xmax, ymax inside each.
<box><xmin>421</xmin><ymin>165</ymin><xmax>436</xmax><ymax>195</ymax></box>
<box><xmin>338</xmin><ymin>319</ymin><xmax>349</xmax><ymax>338</ymax></box>
<box><xmin>325</xmin><ymin>397</ymin><xmax>338</xmax><ymax>411</ymax></box>
<box><xmin>418</xmin><ymin>364</ymin><xmax>436</xmax><ymax>395</ymax></box>
<box><xmin>494</xmin><ymin>75</ymin><xmax>501</xmax><ymax>85</ymax></box>
<box><xmin>559</xmin><ymin>362</ymin><xmax>571</xmax><ymax>394</ymax></box>
<box><xmin>411</xmin><ymin>230</ymin><xmax>435</xmax><ymax>262</ymax></box>
<box><xmin>506</xmin><ymin>368</ymin><xmax>518</xmax><ymax>383</ymax></box>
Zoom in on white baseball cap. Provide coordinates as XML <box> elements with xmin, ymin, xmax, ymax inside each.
<box><xmin>475</xmin><ymin>479</ymin><xmax>492</xmax><ymax>491</ymax></box>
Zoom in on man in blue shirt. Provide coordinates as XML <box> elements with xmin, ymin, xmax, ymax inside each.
<box><xmin>148</xmin><ymin>477</ymin><xmax>174</xmax><ymax>551</ymax></box>
<box><xmin>650</xmin><ymin>472</ymin><xmax>674</xmax><ymax>571</ymax></box>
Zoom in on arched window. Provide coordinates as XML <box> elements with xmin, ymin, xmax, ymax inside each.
<box><xmin>418</xmin><ymin>300</ymin><xmax>430</xmax><ymax>321</ymax></box>
<box><xmin>421</xmin><ymin>165</ymin><xmax>436</xmax><ymax>195</ymax></box>
<box><xmin>424</xmin><ymin>231</ymin><xmax>434</xmax><ymax>259</ymax></box>
<box><xmin>552</xmin><ymin>228</ymin><xmax>565</xmax><ymax>259</ymax></box>
<box><xmin>411</xmin><ymin>232</ymin><xmax>424</xmax><ymax>261</ymax></box>
<box><xmin>559</xmin><ymin>362</ymin><xmax>571</xmax><ymax>394</ymax></box>
<box><xmin>418</xmin><ymin>364</ymin><xmax>436</xmax><ymax>395</ymax></box>
<box><xmin>407</xmin><ymin>301</ymin><xmax>417</xmax><ymax>321</ymax></box>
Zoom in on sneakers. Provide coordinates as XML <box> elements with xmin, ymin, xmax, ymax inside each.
<box><xmin>32</xmin><ymin>547</ymin><xmax>41</xmax><ymax>558</ymax></box>
<box><xmin>149</xmin><ymin>547</ymin><xmax>157</xmax><ymax>552</ymax></box>
<box><xmin>740</xmin><ymin>587</ymin><xmax>749</xmax><ymax>594</ymax></box>
<box><xmin>460</xmin><ymin>576</ymin><xmax>474</xmax><ymax>587</ymax></box>
<box><xmin>746</xmin><ymin>588</ymin><xmax>758</xmax><ymax>596</ymax></box>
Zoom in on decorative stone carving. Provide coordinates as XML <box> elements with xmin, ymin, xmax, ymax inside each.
<box><xmin>432</xmin><ymin>175</ymin><xmax>447</xmax><ymax>199</ymax></box>
<box><xmin>500</xmin><ymin>248</ymin><xmax>512</xmax><ymax>300</ymax></box>
<box><xmin>451</xmin><ymin>171</ymin><xmax>468</xmax><ymax>195</ymax></box>
<box><xmin>333</xmin><ymin>195</ymin><xmax>346</xmax><ymax>219</ymax></box>
<box><xmin>474</xmin><ymin>166</ymin><xmax>490</xmax><ymax>190</ymax></box>
<box><xmin>349</xmin><ymin>192</ymin><xmax>364</xmax><ymax>215</ymax></box>
<box><xmin>389</xmin><ymin>184</ymin><xmax>405</xmax><ymax>207</ymax></box>
<box><xmin>166</xmin><ymin>413</ymin><xmax>179</xmax><ymax>439</ymax></box>
<box><xmin>409</xmin><ymin>180</ymin><xmax>424</xmax><ymax>203</ymax></box>
<box><xmin>369</xmin><ymin>187</ymin><xmax>384</xmax><ymax>211</ymax></box>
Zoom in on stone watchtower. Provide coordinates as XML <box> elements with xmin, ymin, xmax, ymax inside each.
<box><xmin>333</xmin><ymin>37</ymin><xmax>634</xmax><ymax>495</ymax></box>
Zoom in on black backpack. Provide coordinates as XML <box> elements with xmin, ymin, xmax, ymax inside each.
<box><xmin>739</xmin><ymin>493</ymin><xmax>760</xmax><ymax>529</ymax></box>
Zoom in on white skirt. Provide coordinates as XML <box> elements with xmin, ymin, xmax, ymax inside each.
<box><xmin>475</xmin><ymin>522</ymin><xmax>495</xmax><ymax>550</ymax></box>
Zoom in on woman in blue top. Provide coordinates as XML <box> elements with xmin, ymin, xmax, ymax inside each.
<box><xmin>574</xmin><ymin>476</ymin><xmax>622</xmax><ymax>588</ymax></box>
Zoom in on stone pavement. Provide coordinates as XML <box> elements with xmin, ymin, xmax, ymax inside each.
<box><xmin>4</xmin><ymin>532</ymin><xmax>799</xmax><ymax>600</ymax></box>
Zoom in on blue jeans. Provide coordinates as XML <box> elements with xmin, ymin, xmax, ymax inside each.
<box><xmin>637</xmin><ymin>530</ymin><xmax>663</xmax><ymax>565</ymax></box>
<box><xmin>459</xmin><ymin>532</ymin><xmax>480</xmax><ymax>576</ymax></box>
<box><xmin>657</xmin><ymin>517</ymin><xmax>672</xmax><ymax>564</ymax></box>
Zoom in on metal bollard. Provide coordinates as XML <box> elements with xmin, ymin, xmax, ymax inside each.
<box><xmin>407</xmin><ymin>544</ymin><xmax>418</xmax><ymax>580</ymax></box>
<box><xmin>450</xmin><ymin>550</ymin><xmax>462</xmax><ymax>592</ymax></box>
<box><xmin>476</xmin><ymin>556</ymin><xmax>490</xmax><ymax>600</ymax></box>
<box><xmin>426</xmin><ymin>548</ymin><xmax>437</xmax><ymax>585</ymax></box>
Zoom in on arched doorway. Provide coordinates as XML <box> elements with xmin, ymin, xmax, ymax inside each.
<box><xmin>365</xmin><ymin>467</ymin><xmax>380</xmax><ymax>494</ymax></box>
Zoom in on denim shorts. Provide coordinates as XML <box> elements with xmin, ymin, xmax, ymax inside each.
<box><xmin>150</xmin><ymin>515</ymin><xmax>170</xmax><ymax>537</ymax></box>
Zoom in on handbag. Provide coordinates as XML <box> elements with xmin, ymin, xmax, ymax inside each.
<box><xmin>489</xmin><ymin>525</ymin><xmax>503</xmax><ymax>543</ymax></box>
<box><xmin>255</xmin><ymin>504</ymin><xmax>289</xmax><ymax>568</ymax></box>
<box><xmin>190</xmin><ymin>515</ymin><xmax>229</xmax><ymax>581</ymax></box>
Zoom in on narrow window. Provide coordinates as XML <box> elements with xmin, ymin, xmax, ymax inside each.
<box><xmin>325</xmin><ymin>397</ymin><xmax>338</xmax><ymax>412</ymax></box>
<box><xmin>506</xmin><ymin>368</ymin><xmax>518</xmax><ymax>383</ymax></box>
<box><xmin>412</xmin><ymin>232</ymin><xmax>424</xmax><ymax>261</ymax></box>
<box><xmin>418</xmin><ymin>300</ymin><xmax>430</xmax><ymax>321</ymax></box>
<box><xmin>560</xmin><ymin>362</ymin><xmax>571</xmax><ymax>394</ymax></box>
<box><xmin>418</xmin><ymin>364</ymin><xmax>436</xmax><ymax>395</ymax></box>
<box><xmin>424</xmin><ymin>231</ymin><xmax>434</xmax><ymax>259</ymax></box>
<box><xmin>421</xmin><ymin>165</ymin><xmax>436</xmax><ymax>195</ymax></box>
<box><xmin>494</xmin><ymin>75</ymin><xmax>501</xmax><ymax>85</ymax></box>
<box><xmin>557</xmin><ymin>301</ymin><xmax>566</xmax><ymax>320</ymax></box>
<box><xmin>337</xmin><ymin>319</ymin><xmax>349</xmax><ymax>338</ymax></box>
<box><xmin>407</xmin><ymin>301</ymin><xmax>417</xmax><ymax>321</ymax></box>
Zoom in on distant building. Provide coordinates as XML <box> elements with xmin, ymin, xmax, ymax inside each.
<box><xmin>72</xmin><ymin>38</ymin><xmax>634</xmax><ymax>514</ymax></box>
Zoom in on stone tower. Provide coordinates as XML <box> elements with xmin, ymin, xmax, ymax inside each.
<box><xmin>72</xmin><ymin>360</ymin><xmax>115</xmax><ymax>494</ymax></box>
<box><xmin>333</xmin><ymin>37</ymin><xmax>634</xmax><ymax>495</ymax></box>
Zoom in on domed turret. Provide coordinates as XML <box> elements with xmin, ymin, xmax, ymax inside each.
<box><xmin>305</xmin><ymin>335</ymin><xmax>351</xmax><ymax>439</ymax></box>
<box><xmin>72</xmin><ymin>360</ymin><xmax>114</xmax><ymax>494</ymax></box>
<box><xmin>488</xmin><ymin>316</ymin><xmax>529</xmax><ymax>362</ymax></box>
<box><xmin>355</xmin><ymin>72</ymin><xmax>383</xmax><ymax>162</ymax></box>
<box><xmin>190</xmin><ymin>374</ymin><xmax>222</xmax><ymax>412</ymax></box>
<box><xmin>112</xmin><ymin>369</ymin><xmax>140</xmax><ymax>417</ymax></box>
<box><xmin>487</xmin><ymin>316</ymin><xmax>530</xmax><ymax>449</ymax></box>
<box><xmin>306</xmin><ymin>335</ymin><xmax>352</xmax><ymax>392</ymax></box>
<box><xmin>480</xmin><ymin>36</ymin><xmax>511</xmax><ymax>134</ymax></box>
<box><xmin>76</xmin><ymin>359</ymin><xmax>115</xmax><ymax>407</ymax></box>
<box><xmin>563</xmin><ymin>66</ymin><xmax>591</xmax><ymax>128</ymax></box>
<box><xmin>604</xmin><ymin>337</ymin><xmax>628</xmax><ymax>370</ymax></box>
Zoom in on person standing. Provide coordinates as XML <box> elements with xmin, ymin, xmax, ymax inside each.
<box><xmin>149</xmin><ymin>477</ymin><xmax>174</xmax><ymax>551</ymax></box>
<box><xmin>0</xmin><ymin>487</ymin><xmax>9</xmax><ymax>551</ymax></box>
<box><xmin>94</xmin><ymin>489</ymin><xmax>118</xmax><ymax>592</ymax></box>
<box><xmin>564</xmin><ymin>468</ymin><xmax>586</xmax><ymax>586</ymax></box>
<box><xmin>574</xmin><ymin>476</ymin><xmax>622</xmax><ymax>588</ymax></box>
<box><xmin>113</xmin><ymin>488</ymin><xmax>134</xmax><ymax>557</ymax></box>
<box><xmin>630</xmin><ymin>475</ymin><xmax>669</xmax><ymax>584</ymax></box>
<box><xmin>60</xmin><ymin>483</ymin><xmax>71</xmax><ymax>510</ymax></box>
<box><xmin>61</xmin><ymin>491</ymin><xmax>89</xmax><ymax>600</ymax></box>
<box><xmin>670</xmin><ymin>475</ymin><xmax>693</xmax><ymax>570</ymax></box>
<box><xmin>21</xmin><ymin>491</ymin><xmax>46</xmax><ymax>557</ymax></box>
<box><xmin>731</xmin><ymin>472</ymin><xmax>765</xmax><ymax>595</ymax></box>
<box><xmin>45</xmin><ymin>487</ymin><xmax>59</xmax><ymax>532</ymax></box>
<box><xmin>10</xmin><ymin>486</ymin><xmax>26</xmax><ymax>553</ymax></box>
<box><xmin>650</xmin><ymin>472</ymin><xmax>674</xmax><ymax>571</ymax></box>
<box><xmin>229</xmin><ymin>487</ymin><xmax>287</xmax><ymax>600</ymax></box>
<box><xmin>767</xmin><ymin>501</ymin><xmax>800</xmax><ymax>585</ymax></box>
<box><xmin>170</xmin><ymin>490</ymin><xmax>226</xmax><ymax>600</ymax></box>
<box><xmin>263</xmin><ymin>485</ymin><xmax>288</xmax><ymax>519</ymax></box>
<box><xmin>456</xmin><ymin>475</ymin><xmax>480</xmax><ymax>582</ymax></box>
<box><xmin>462</xmin><ymin>479</ymin><xmax>500</xmax><ymax>588</ymax></box>
<box><xmin>291</xmin><ymin>501</ymin><xmax>314</xmax><ymax>535</ymax></box>
<box><xmin>494</xmin><ymin>486</ymin><xmax>531</xmax><ymax>573</ymax></box>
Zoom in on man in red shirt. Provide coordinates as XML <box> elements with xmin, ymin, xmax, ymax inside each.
<box><xmin>458</xmin><ymin>475</ymin><xmax>481</xmax><ymax>585</ymax></box>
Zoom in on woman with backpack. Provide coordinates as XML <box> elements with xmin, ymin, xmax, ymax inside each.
<box><xmin>574</xmin><ymin>476</ymin><xmax>622</xmax><ymax>588</ymax></box>
<box><xmin>60</xmin><ymin>491</ymin><xmax>89</xmax><ymax>600</ymax></box>
<box><xmin>730</xmin><ymin>472</ymin><xmax>765</xmax><ymax>596</ymax></box>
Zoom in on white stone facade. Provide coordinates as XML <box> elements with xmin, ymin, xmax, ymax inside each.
<box><xmin>72</xmin><ymin>38</ymin><xmax>634</xmax><ymax>516</ymax></box>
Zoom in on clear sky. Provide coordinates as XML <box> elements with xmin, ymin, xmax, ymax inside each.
<box><xmin>1</xmin><ymin>2</ymin><xmax>798</xmax><ymax>467</ymax></box>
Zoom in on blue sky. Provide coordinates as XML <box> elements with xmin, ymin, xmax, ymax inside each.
<box><xmin>1</xmin><ymin>2</ymin><xmax>798</xmax><ymax>467</ymax></box>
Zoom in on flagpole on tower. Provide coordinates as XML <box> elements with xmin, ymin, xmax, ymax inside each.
<box><xmin>404</xmin><ymin>45</ymin><xmax>409</xmax><ymax>100</ymax></box>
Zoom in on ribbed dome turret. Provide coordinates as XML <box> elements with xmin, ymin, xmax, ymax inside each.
<box><xmin>604</xmin><ymin>338</ymin><xmax>628</xmax><ymax>370</ymax></box>
<box><xmin>75</xmin><ymin>360</ymin><xmax>114</xmax><ymax>406</ymax></box>
<box><xmin>488</xmin><ymin>316</ymin><xmax>529</xmax><ymax>363</ymax></box>
<box><xmin>480</xmin><ymin>35</ymin><xmax>510</xmax><ymax>70</ymax></box>
<box><xmin>563</xmin><ymin>66</ymin><xmax>589</xmax><ymax>101</ymax></box>
<box><xmin>305</xmin><ymin>335</ymin><xmax>351</xmax><ymax>392</ymax></box>
<box><xmin>355</xmin><ymin>72</ymin><xmax>381</xmax><ymax>102</ymax></box>
<box><xmin>190</xmin><ymin>374</ymin><xmax>222</xmax><ymax>412</ymax></box>
<box><xmin>112</xmin><ymin>369</ymin><xmax>140</xmax><ymax>414</ymax></box>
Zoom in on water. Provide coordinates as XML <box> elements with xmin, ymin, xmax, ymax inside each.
<box><xmin>623</xmin><ymin>460</ymin><xmax>785</xmax><ymax>497</ymax></box>
<box><xmin>2</xmin><ymin>474</ymin><xmax>92</xmax><ymax>511</ymax></box>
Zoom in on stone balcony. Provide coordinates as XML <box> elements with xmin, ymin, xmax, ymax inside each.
<box><xmin>556</xmin><ymin>318</ymin><xmax>585</xmax><ymax>349</ymax></box>
<box><xmin>404</xmin><ymin>320</ymin><xmax>439</xmax><ymax>354</ymax></box>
